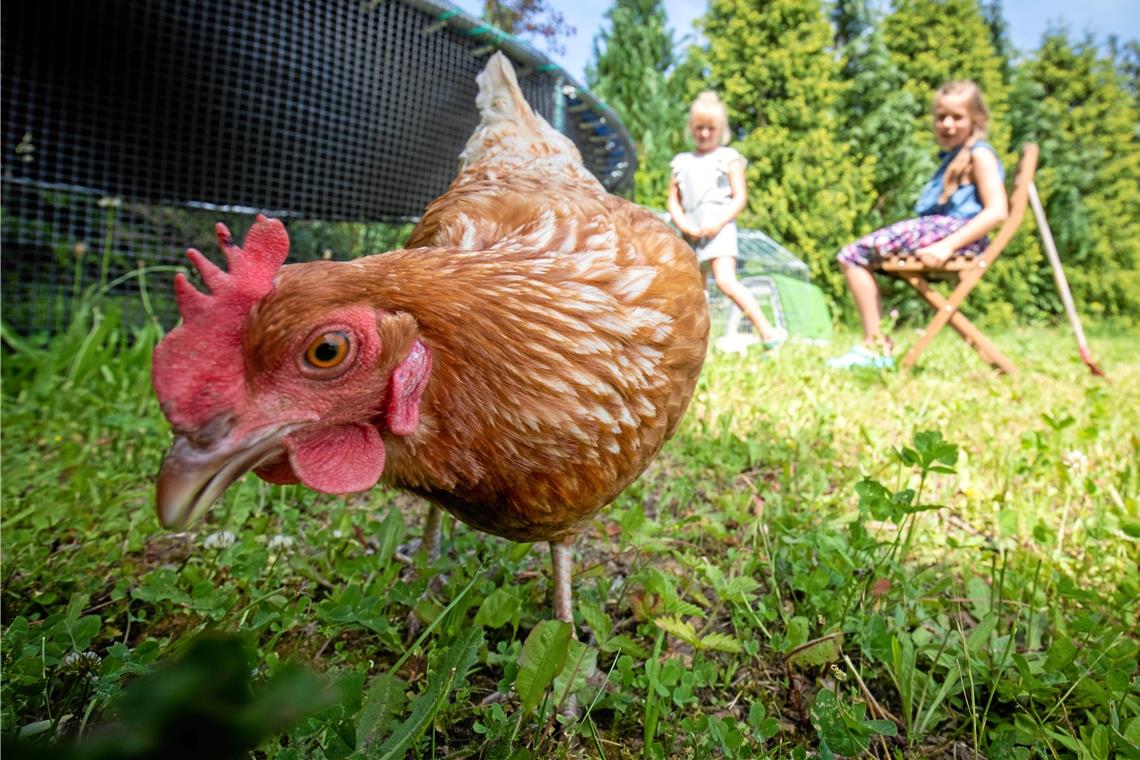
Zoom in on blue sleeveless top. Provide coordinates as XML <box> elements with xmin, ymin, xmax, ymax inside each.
<box><xmin>914</xmin><ymin>141</ymin><xmax>1004</xmax><ymax>219</ymax></box>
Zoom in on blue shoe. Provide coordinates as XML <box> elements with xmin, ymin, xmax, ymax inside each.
<box><xmin>826</xmin><ymin>345</ymin><xmax>895</xmax><ymax>369</ymax></box>
<box><xmin>762</xmin><ymin>327</ymin><xmax>789</xmax><ymax>351</ymax></box>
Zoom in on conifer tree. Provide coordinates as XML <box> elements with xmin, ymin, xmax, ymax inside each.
<box><xmin>832</xmin><ymin>0</ymin><xmax>871</xmax><ymax>52</ymax></box>
<box><xmin>1010</xmin><ymin>31</ymin><xmax>1140</xmax><ymax>320</ymax></box>
<box><xmin>586</xmin><ymin>0</ymin><xmax>686</xmax><ymax>207</ymax></box>
<box><xmin>980</xmin><ymin>0</ymin><xmax>1013</xmax><ymax>82</ymax></box>
<box><xmin>1108</xmin><ymin>37</ymin><xmax>1140</xmax><ymax>103</ymax></box>
<box><xmin>838</xmin><ymin>22</ymin><xmax>930</xmax><ymax>228</ymax></box>
<box><xmin>881</xmin><ymin>0</ymin><xmax>1010</xmax><ymax>151</ymax></box>
<box><xmin>699</xmin><ymin>0</ymin><xmax>874</xmax><ymax>302</ymax></box>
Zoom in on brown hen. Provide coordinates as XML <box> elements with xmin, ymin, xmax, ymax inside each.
<box><xmin>151</xmin><ymin>53</ymin><xmax>709</xmax><ymax>624</ymax></box>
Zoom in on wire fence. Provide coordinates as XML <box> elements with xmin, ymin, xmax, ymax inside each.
<box><xmin>1</xmin><ymin>0</ymin><xmax>634</xmax><ymax>334</ymax></box>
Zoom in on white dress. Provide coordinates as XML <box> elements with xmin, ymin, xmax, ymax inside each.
<box><xmin>670</xmin><ymin>146</ymin><xmax>746</xmax><ymax>263</ymax></box>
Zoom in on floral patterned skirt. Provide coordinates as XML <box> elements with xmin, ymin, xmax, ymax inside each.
<box><xmin>836</xmin><ymin>215</ymin><xmax>987</xmax><ymax>267</ymax></box>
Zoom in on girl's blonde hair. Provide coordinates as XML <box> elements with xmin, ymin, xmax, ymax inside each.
<box><xmin>935</xmin><ymin>80</ymin><xmax>990</xmax><ymax>204</ymax></box>
<box><xmin>688</xmin><ymin>91</ymin><xmax>730</xmax><ymax>146</ymax></box>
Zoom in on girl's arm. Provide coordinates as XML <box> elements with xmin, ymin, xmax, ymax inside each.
<box><xmin>667</xmin><ymin>175</ymin><xmax>699</xmax><ymax>238</ymax></box>
<box><xmin>698</xmin><ymin>157</ymin><xmax>748</xmax><ymax>237</ymax></box>
<box><xmin>917</xmin><ymin>148</ymin><xmax>1009</xmax><ymax>265</ymax></box>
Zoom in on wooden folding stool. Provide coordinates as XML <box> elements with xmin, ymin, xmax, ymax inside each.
<box><xmin>876</xmin><ymin>143</ymin><xmax>1039</xmax><ymax>374</ymax></box>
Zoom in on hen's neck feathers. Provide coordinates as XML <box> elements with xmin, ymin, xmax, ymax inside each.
<box><xmin>457</xmin><ymin>52</ymin><xmax>594</xmax><ymax>186</ymax></box>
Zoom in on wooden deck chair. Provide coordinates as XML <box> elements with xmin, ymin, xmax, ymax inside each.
<box><xmin>876</xmin><ymin>143</ymin><xmax>1039</xmax><ymax>374</ymax></box>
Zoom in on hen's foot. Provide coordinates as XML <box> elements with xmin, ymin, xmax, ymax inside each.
<box><xmin>399</xmin><ymin>504</ymin><xmax>447</xmax><ymax>645</ymax></box>
<box><xmin>402</xmin><ymin>572</ymin><xmax>447</xmax><ymax>646</ymax></box>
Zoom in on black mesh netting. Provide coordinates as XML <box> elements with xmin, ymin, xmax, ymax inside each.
<box><xmin>1</xmin><ymin>0</ymin><xmax>634</xmax><ymax>333</ymax></box>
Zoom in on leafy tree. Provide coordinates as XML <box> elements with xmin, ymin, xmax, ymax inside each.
<box><xmin>1108</xmin><ymin>36</ymin><xmax>1140</xmax><ymax>104</ymax></box>
<box><xmin>881</xmin><ymin>0</ymin><xmax>1011</xmax><ymax>152</ymax></box>
<box><xmin>1008</xmin><ymin>30</ymin><xmax>1140</xmax><ymax>321</ymax></box>
<box><xmin>832</xmin><ymin>0</ymin><xmax>872</xmax><ymax>51</ymax></box>
<box><xmin>980</xmin><ymin>0</ymin><xmax>1013</xmax><ymax>82</ymax></box>
<box><xmin>837</xmin><ymin>21</ymin><xmax>929</xmax><ymax>229</ymax></box>
<box><xmin>586</xmin><ymin>0</ymin><xmax>688</xmax><ymax>206</ymax></box>
<box><xmin>699</xmin><ymin>0</ymin><xmax>874</xmax><ymax>304</ymax></box>
<box><xmin>482</xmin><ymin>0</ymin><xmax>576</xmax><ymax>55</ymax></box>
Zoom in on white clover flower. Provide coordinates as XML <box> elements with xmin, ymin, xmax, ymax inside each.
<box><xmin>203</xmin><ymin>531</ymin><xmax>237</xmax><ymax>550</ymax></box>
<box><xmin>61</xmin><ymin>651</ymin><xmax>102</xmax><ymax>681</ymax></box>
<box><xmin>1062</xmin><ymin>450</ymin><xmax>1089</xmax><ymax>475</ymax></box>
<box><xmin>268</xmin><ymin>534</ymin><xmax>295</xmax><ymax>551</ymax></box>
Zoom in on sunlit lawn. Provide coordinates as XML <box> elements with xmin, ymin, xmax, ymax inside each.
<box><xmin>2</xmin><ymin>308</ymin><xmax>1138</xmax><ymax>758</ymax></box>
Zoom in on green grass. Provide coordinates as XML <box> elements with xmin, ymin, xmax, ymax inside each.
<box><xmin>2</xmin><ymin>305</ymin><xmax>1138</xmax><ymax>759</ymax></box>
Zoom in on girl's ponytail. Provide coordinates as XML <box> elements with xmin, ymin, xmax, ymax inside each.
<box><xmin>936</xmin><ymin>81</ymin><xmax>989</xmax><ymax>204</ymax></box>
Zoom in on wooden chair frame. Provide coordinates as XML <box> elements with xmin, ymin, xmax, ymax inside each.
<box><xmin>876</xmin><ymin>143</ymin><xmax>1039</xmax><ymax>374</ymax></box>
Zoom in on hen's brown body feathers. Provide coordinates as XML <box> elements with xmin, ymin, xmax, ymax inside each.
<box><xmin>379</xmin><ymin>57</ymin><xmax>707</xmax><ymax>539</ymax></box>
<box><xmin>260</xmin><ymin>174</ymin><xmax>706</xmax><ymax>540</ymax></box>
<box><xmin>152</xmin><ymin>54</ymin><xmax>708</xmax><ymax>600</ymax></box>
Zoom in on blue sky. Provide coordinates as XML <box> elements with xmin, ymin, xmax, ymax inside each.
<box><xmin>450</xmin><ymin>0</ymin><xmax>1140</xmax><ymax>85</ymax></box>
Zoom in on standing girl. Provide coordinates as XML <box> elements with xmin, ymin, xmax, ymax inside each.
<box><xmin>668</xmin><ymin>92</ymin><xmax>784</xmax><ymax>349</ymax></box>
<box><xmin>829</xmin><ymin>80</ymin><xmax>1009</xmax><ymax>368</ymax></box>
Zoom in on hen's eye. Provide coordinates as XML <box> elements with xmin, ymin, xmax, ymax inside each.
<box><xmin>304</xmin><ymin>332</ymin><xmax>350</xmax><ymax>369</ymax></box>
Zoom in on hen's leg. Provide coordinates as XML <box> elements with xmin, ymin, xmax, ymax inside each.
<box><xmin>422</xmin><ymin>505</ymin><xmax>443</xmax><ymax>565</ymax></box>
<box><xmin>550</xmin><ymin>537</ymin><xmax>575</xmax><ymax>626</ymax></box>
<box><xmin>403</xmin><ymin>505</ymin><xmax>446</xmax><ymax>644</ymax></box>
<box><xmin>550</xmin><ymin>536</ymin><xmax>580</xmax><ymax>719</ymax></box>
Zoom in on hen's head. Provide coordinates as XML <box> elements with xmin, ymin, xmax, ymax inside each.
<box><xmin>152</xmin><ymin>216</ymin><xmax>431</xmax><ymax>529</ymax></box>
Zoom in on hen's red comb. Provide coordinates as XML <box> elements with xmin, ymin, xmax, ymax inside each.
<box><xmin>153</xmin><ymin>215</ymin><xmax>290</xmax><ymax>429</ymax></box>
<box><xmin>173</xmin><ymin>215</ymin><xmax>289</xmax><ymax>324</ymax></box>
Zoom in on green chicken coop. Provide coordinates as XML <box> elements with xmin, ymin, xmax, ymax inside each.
<box><xmin>709</xmin><ymin>229</ymin><xmax>834</xmax><ymax>348</ymax></box>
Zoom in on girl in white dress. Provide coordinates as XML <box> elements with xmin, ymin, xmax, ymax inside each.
<box><xmin>668</xmin><ymin>92</ymin><xmax>783</xmax><ymax>348</ymax></box>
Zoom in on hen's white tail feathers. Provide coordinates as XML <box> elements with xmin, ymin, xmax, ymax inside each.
<box><xmin>474</xmin><ymin>52</ymin><xmax>534</xmax><ymax>125</ymax></box>
<box><xmin>459</xmin><ymin>52</ymin><xmax>588</xmax><ymax>177</ymax></box>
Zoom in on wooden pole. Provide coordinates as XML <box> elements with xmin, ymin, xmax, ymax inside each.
<box><xmin>1027</xmin><ymin>182</ymin><xmax>1105</xmax><ymax>377</ymax></box>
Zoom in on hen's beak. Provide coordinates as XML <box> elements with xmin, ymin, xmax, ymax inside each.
<box><xmin>156</xmin><ymin>426</ymin><xmax>290</xmax><ymax>529</ymax></box>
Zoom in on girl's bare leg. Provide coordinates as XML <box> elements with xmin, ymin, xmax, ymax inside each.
<box><xmin>842</xmin><ymin>263</ymin><xmax>891</xmax><ymax>352</ymax></box>
<box><xmin>711</xmin><ymin>257</ymin><xmax>777</xmax><ymax>341</ymax></box>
